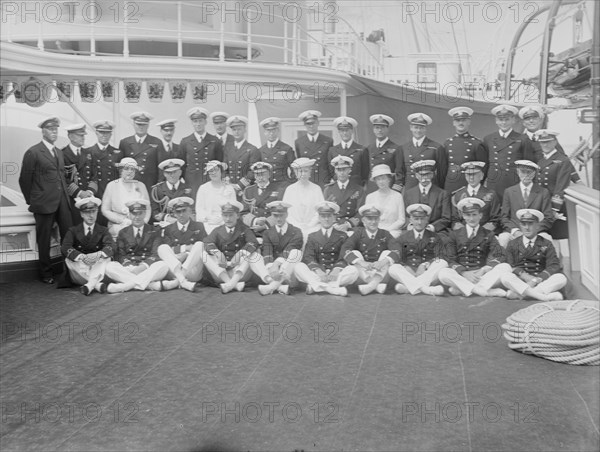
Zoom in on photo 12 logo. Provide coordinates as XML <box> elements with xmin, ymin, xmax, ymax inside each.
<box><xmin>1</xmin><ymin>401</ymin><xmax>140</xmax><ymax>424</ymax></box>
<box><xmin>201</xmin><ymin>321</ymin><xmax>339</xmax><ymax>344</ymax></box>
<box><xmin>1</xmin><ymin>2</ymin><xmax>141</xmax><ymax>24</ymax></box>
<box><xmin>201</xmin><ymin>401</ymin><xmax>339</xmax><ymax>424</ymax></box>
<box><xmin>1</xmin><ymin>321</ymin><xmax>140</xmax><ymax>344</ymax></box>
<box><xmin>401</xmin><ymin>401</ymin><xmax>539</xmax><ymax>424</ymax></box>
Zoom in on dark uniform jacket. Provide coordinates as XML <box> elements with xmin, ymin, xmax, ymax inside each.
<box><xmin>261</xmin><ymin>223</ymin><xmax>303</xmax><ymax>265</ymax></box>
<box><xmin>241</xmin><ymin>183</ymin><xmax>284</xmax><ymax>228</ymax></box>
<box><xmin>258</xmin><ymin>140</ymin><xmax>295</xmax><ymax>187</ymax></box>
<box><xmin>180</xmin><ymin>132</ymin><xmax>224</xmax><ymax>194</ymax></box>
<box><xmin>62</xmin><ymin>144</ymin><xmax>97</xmax><ymax>198</ymax></box>
<box><xmin>451</xmin><ymin>185</ymin><xmax>501</xmax><ymax>229</ymax></box>
<box><xmin>446</xmin><ymin>227</ymin><xmax>506</xmax><ymax>273</ymax></box>
<box><xmin>391</xmin><ymin>229</ymin><xmax>445</xmax><ymax>270</ymax></box>
<box><xmin>162</xmin><ymin>220</ymin><xmax>207</xmax><ymax>251</ymax></box>
<box><xmin>157</xmin><ymin>142</ymin><xmax>183</xmax><ymax>165</ymax></box>
<box><xmin>150</xmin><ymin>179</ymin><xmax>194</xmax><ymax>220</ymax></box>
<box><xmin>366</xmin><ymin>139</ymin><xmax>399</xmax><ymax>193</ymax></box>
<box><xmin>323</xmin><ymin>181</ymin><xmax>365</xmax><ymax>227</ymax></box>
<box><xmin>341</xmin><ymin>228</ymin><xmax>397</xmax><ymax>264</ymax></box>
<box><xmin>61</xmin><ymin>223</ymin><xmax>115</xmax><ymax>261</ymax></box>
<box><xmin>295</xmin><ymin>133</ymin><xmax>334</xmax><ymax>187</ymax></box>
<box><xmin>203</xmin><ymin>223</ymin><xmax>259</xmax><ymax>261</ymax></box>
<box><xmin>506</xmin><ymin>235</ymin><xmax>561</xmax><ymax>280</ymax></box>
<box><xmin>442</xmin><ymin>132</ymin><xmax>487</xmax><ymax>193</ymax></box>
<box><xmin>116</xmin><ymin>224</ymin><xmax>161</xmax><ymax>267</ymax></box>
<box><xmin>87</xmin><ymin>144</ymin><xmax>123</xmax><ymax>198</ymax></box>
<box><xmin>524</xmin><ymin>132</ymin><xmax>564</xmax><ymax>162</ymax></box>
<box><xmin>216</xmin><ymin>133</ymin><xmax>235</xmax><ymax>149</ymax></box>
<box><xmin>223</xmin><ymin>140</ymin><xmax>261</xmax><ymax>189</ymax></box>
<box><xmin>119</xmin><ymin>134</ymin><xmax>162</xmax><ymax>193</ymax></box>
<box><xmin>395</xmin><ymin>137</ymin><xmax>446</xmax><ymax>190</ymax></box>
<box><xmin>19</xmin><ymin>142</ymin><xmax>71</xmax><ymax>214</ymax></box>
<box><xmin>483</xmin><ymin>130</ymin><xmax>535</xmax><ymax>198</ymax></box>
<box><xmin>327</xmin><ymin>141</ymin><xmax>369</xmax><ymax>186</ymax></box>
<box><xmin>501</xmin><ymin>183</ymin><xmax>554</xmax><ymax>232</ymax></box>
<box><xmin>403</xmin><ymin>184</ymin><xmax>452</xmax><ymax>232</ymax></box>
<box><xmin>302</xmin><ymin>229</ymin><xmax>347</xmax><ymax>272</ymax></box>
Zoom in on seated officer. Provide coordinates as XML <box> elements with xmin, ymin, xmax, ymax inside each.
<box><xmin>323</xmin><ymin>155</ymin><xmax>365</xmax><ymax>233</ymax></box>
<box><xmin>388</xmin><ymin>204</ymin><xmax>448</xmax><ymax>296</ymax></box>
<box><xmin>104</xmin><ymin>199</ymin><xmax>178</xmax><ymax>293</ymax></box>
<box><xmin>500</xmin><ymin>209</ymin><xmax>566</xmax><ymax>302</ymax></box>
<box><xmin>403</xmin><ymin>160</ymin><xmax>451</xmax><ymax>233</ymax></box>
<box><xmin>438</xmin><ymin>198</ymin><xmax>511</xmax><ymax>297</ymax></box>
<box><xmin>294</xmin><ymin>201</ymin><xmax>353</xmax><ymax>297</ymax></box>
<box><xmin>241</xmin><ymin>162</ymin><xmax>283</xmax><ymax>235</ymax></box>
<box><xmin>498</xmin><ymin>160</ymin><xmax>554</xmax><ymax>248</ymax></box>
<box><xmin>151</xmin><ymin>158</ymin><xmax>193</xmax><ymax>226</ymax></box>
<box><xmin>338</xmin><ymin>204</ymin><xmax>396</xmax><ymax>295</ymax></box>
<box><xmin>451</xmin><ymin>161</ymin><xmax>500</xmax><ymax>232</ymax></box>
<box><xmin>61</xmin><ymin>197</ymin><xmax>115</xmax><ymax>296</ymax></box>
<box><xmin>203</xmin><ymin>200</ymin><xmax>261</xmax><ymax>294</ymax></box>
<box><xmin>157</xmin><ymin>197</ymin><xmax>207</xmax><ymax>292</ymax></box>
<box><xmin>251</xmin><ymin>201</ymin><xmax>304</xmax><ymax>296</ymax></box>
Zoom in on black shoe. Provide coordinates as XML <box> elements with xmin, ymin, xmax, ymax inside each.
<box><xmin>42</xmin><ymin>277</ymin><xmax>55</xmax><ymax>285</ymax></box>
<box><xmin>80</xmin><ymin>286</ymin><xmax>91</xmax><ymax>296</ymax></box>
<box><xmin>97</xmin><ymin>283</ymin><xmax>107</xmax><ymax>294</ymax></box>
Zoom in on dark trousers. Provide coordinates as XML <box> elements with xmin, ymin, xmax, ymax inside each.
<box><xmin>34</xmin><ymin>195</ymin><xmax>72</xmax><ymax>278</ymax></box>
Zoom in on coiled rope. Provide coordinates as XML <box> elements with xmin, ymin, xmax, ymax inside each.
<box><xmin>502</xmin><ymin>299</ymin><xmax>599</xmax><ymax>365</ymax></box>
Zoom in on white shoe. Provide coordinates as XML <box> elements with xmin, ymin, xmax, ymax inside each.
<box><xmin>422</xmin><ymin>285</ymin><xmax>444</xmax><ymax>296</ymax></box>
<box><xmin>375</xmin><ymin>283</ymin><xmax>387</xmax><ymax>294</ymax></box>
<box><xmin>278</xmin><ymin>285</ymin><xmax>289</xmax><ymax>295</ymax></box>
<box><xmin>220</xmin><ymin>283</ymin><xmax>234</xmax><ymax>294</ymax></box>
<box><xmin>545</xmin><ymin>292</ymin><xmax>564</xmax><ymax>301</ymax></box>
<box><xmin>332</xmin><ymin>287</ymin><xmax>348</xmax><ymax>297</ymax></box>
<box><xmin>448</xmin><ymin>286</ymin><xmax>462</xmax><ymax>296</ymax></box>
<box><xmin>162</xmin><ymin>280</ymin><xmax>180</xmax><ymax>291</ymax></box>
<box><xmin>394</xmin><ymin>283</ymin><xmax>409</xmax><ymax>294</ymax></box>
<box><xmin>180</xmin><ymin>280</ymin><xmax>196</xmax><ymax>292</ymax></box>
<box><xmin>506</xmin><ymin>290</ymin><xmax>521</xmax><ymax>300</ymax></box>
<box><xmin>258</xmin><ymin>284</ymin><xmax>274</xmax><ymax>296</ymax></box>
<box><xmin>306</xmin><ymin>285</ymin><xmax>315</xmax><ymax>295</ymax></box>
<box><xmin>487</xmin><ymin>288</ymin><xmax>507</xmax><ymax>298</ymax></box>
<box><xmin>235</xmin><ymin>282</ymin><xmax>245</xmax><ymax>292</ymax></box>
<box><xmin>147</xmin><ymin>281</ymin><xmax>163</xmax><ymax>291</ymax></box>
<box><xmin>358</xmin><ymin>284</ymin><xmax>374</xmax><ymax>296</ymax></box>
<box><xmin>107</xmin><ymin>283</ymin><xmax>128</xmax><ymax>294</ymax></box>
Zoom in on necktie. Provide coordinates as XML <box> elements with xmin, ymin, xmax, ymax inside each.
<box><xmin>86</xmin><ymin>227</ymin><xmax>92</xmax><ymax>238</ymax></box>
<box><xmin>228</xmin><ymin>228</ymin><xmax>233</xmax><ymax>236</ymax></box>
<box><xmin>136</xmin><ymin>229</ymin><xmax>142</xmax><ymax>244</ymax></box>
<box><xmin>468</xmin><ymin>229</ymin><xmax>475</xmax><ymax>239</ymax></box>
<box><xmin>181</xmin><ymin>225</ymin><xmax>186</xmax><ymax>233</ymax></box>
<box><xmin>527</xmin><ymin>240</ymin><xmax>532</xmax><ymax>249</ymax></box>
<box><xmin>137</xmin><ymin>138</ymin><xmax>142</xmax><ymax>144</ymax></box>
<box><xmin>417</xmin><ymin>233</ymin><xmax>422</xmax><ymax>241</ymax></box>
<box><xmin>340</xmin><ymin>183</ymin><xmax>346</xmax><ymax>190</ymax></box>
<box><xmin>278</xmin><ymin>228</ymin><xmax>284</xmax><ymax>237</ymax></box>
<box><xmin>343</xmin><ymin>144</ymin><xmax>348</xmax><ymax>150</ymax></box>
<box><xmin>258</xmin><ymin>187</ymin><xmax>263</xmax><ymax>195</ymax></box>
<box><xmin>523</xmin><ymin>188</ymin><xmax>529</xmax><ymax>203</ymax></box>
<box><xmin>167</xmin><ymin>143</ymin><xmax>172</xmax><ymax>153</ymax></box>
<box><xmin>421</xmin><ymin>188</ymin><xmax>427</xmax><ymax>198</ymax></box>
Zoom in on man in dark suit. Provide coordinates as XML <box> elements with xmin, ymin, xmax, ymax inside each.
<box><xmin>451</xmin><ymin>161</ymin><xmax>501</xmax><ymax>232</ymax></box>
<box><xmin>104</xmin><ymin>199</ymin><xmax>178</xmax><ymax>293</ymax></box>
<box><xmin>157</xmin><ymin>197</ymin><xmax>207</xmax><ymax>292</ymax></box>
<box><xmin>87</xmin><ymin>120</ymin><xmax>122</xmax><ymax>206</ymax></box>
<box><xmin>223</xmin><ymin>115</ymin><xmax>261</xmax><ymax>196</ymax></box>
<box><xmin>210</xmin><ymin>112</ymin><xmax>235</xmax><ymax>148</ymax></box>
<box><xmin>19</xmin><ymin>117</ymin><xmax>73</xmax><ymax>284</ymax></box>
<box><xmin>156</xmin><ymin>119</ymin><xmax>183</xmax><ymax>165</ymax></box>
<box><xmin>295</xmin><ymin>110</ymin><xmax>334</xmax><ymax>187</ymax></box>
<box><xmin>403</xmin><ymin>160</ymin><xmax>451</xmax><ymax>233</ymax></box>
<box><xmin>119</xmin><ymin>112</ymin><xmax>162</xmax><ymax>194</ymax></box>
<box><xmin>241</xmin><ymin>162</ymin><xmax>284</xmax><ymax>235</ymax></box>
<box><xmin>500</xmin><ymin>209</ymin><xmax>566</xmax><ymax>301</ymax></box>
<box><xmin>438</xmin><ymin>198</ymin><xmax>511</xmax><ymax>297</ymax></box>
<box><xmin>151</xmin><ymin>158</ymin><xmax>193</xmax><ymax>225</ymax></box>
<box><xmin>180</xmin><ymin>107</ymin><xmax>224</xmax><ymax>195</ymax></box>
<box><xmin>248</xmin><ymin>201</ymin><xmax>304</xmax><ymax>295</ymax></box>
<box><xmin>293</xmin><ymin>201</ymin><xmax>352</xmax><ymax>296</ymax></box>
<box><xmin>258</xmin><ymin>117</ymin><xmax>295</xmax><ymax>188</ymax></box>
<box><xmin>395</xmin><ymin>113</ymin><xmax>446</xmax><ymax>191</ymax></box>
<box><xmin>203</xmin><ymin>200</ymin><xmax>261</xmax><ymax>293</ymax></box>
<box><xmin>483</xmin><ymin>104</ymin><xmax>536</xmax><ymax>198</ymax></box>
<box><xmin>323</xmin><ymin>155</ymin><xmax>365</xmax><ymax>233</ymax></box>
<box><xmin>327</xmin><ymin>116</ymin><xmax>369</xmax><ymax>186</ymax></box>
<box><xmin>388</xmin><ymin>204</ymin><xmax>448</xmax><ymax>295</ymax></box>
<box><xmin>339</xmin><ymin>205</ymin><xmax>397</xmax><ymax>295</ymax></box>
<box><xmin>366</xmin><ymin>114</ymin><xmax>399</xmax><ymax>194</ymax></box>
<box><xmin>498</xmin><ymin>160</ymin><xmax>554</xmax><ymax>247</ymax></box>
<box><xmin>61</xmin><ymin>197</ymin><xmax>114</xmax><ymax>295</ymax></box>
<box><xmin>442</xmin><ymin>107</ymin><xmax>487</xmax><ymax>193</ymax></box>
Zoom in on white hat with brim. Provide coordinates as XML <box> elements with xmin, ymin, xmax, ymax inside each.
<box><xmin>291</xmin><ymin>158</ymin><xmax>316</xmax><ymax>169</ymax></box>
<box><xmin>370</xmin><ymin>164</ymin><xmax>393</xmax><ymax>180</ymax></box>
<box><xmin>75</xmin><ymin>196</ymin><xmax>102</xmax><ymax>210</ymax></box>
<box><xmin>117</xmin><ymin>157</ymin><xmax>141</xmax><ymax>170</ymax></box>
<box><xmin>515</xmin><ymin>160</ymin><xmax>539</xmax><ymax>170</ymax></box>
<box><xmin>516</xmin><ymin>209</ymin><xmax>544</xmax><ymax>222</ymax></box>
<box><xmin>168</xmin><ymin>196</ymin><xmax>194</xmax><ymax>211</ymax></box>
<box><xmin>158</xmin><ymin>158</ymin><xmax>185</xmax><ymax>172</ymax></box>
<box><xmin>406</xmin><ymin>203</ymin><xmax>432</xmax><ymax>216</ymax></box>
<box><xmin>204</xmin><ymin>160</ymin><xmax>228</xmax><ymax>174</ymax></box>
<box><xmin>457</xmin><ymin>197</ymin><xmax>485</xmax><ymax>213</ymax></box>
<box><xmin>316</xmin><ymin>201</ymin><xmax>340</xmax><ymax>214</ymax></box>
<box><xmin>407</xmin><ymin>113</ymin><xmax>433</xmax><ymax>126</ymax></box>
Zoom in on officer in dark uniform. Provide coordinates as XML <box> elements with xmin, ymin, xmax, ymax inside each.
<box><xmin>500</xmin><ymin>208</ymin><xmax>567</xmax><ymax>301</ymax></box>
<box><xmin>87</xmin><ymin>120</ymin><xmax>122</xmax><ymax>213</ymax></box>
<box><xmin>388</xmin><ymin>203</ymin><xmax>447</xmax><ymax>295</ymax></box>
<box><xmin>442</xmin><ymin>107</ymin><xmax>487</xmax><ymax>193</ymax></box>
<box><xmin>293</xmin><ymin>201</ymin><xmax>352</xmax><ymax>296</ymax></box>
<box><xmin>258</xmin><ymin>117</ymin><xmax>296</xmax><ymax>188</ymax></box>
<box><xmin>222</xmin><ymin>115</ymin><xmax>261</xmax><ymax>196</ymax></box>
<box><xmin>483</xmin><ymin>104</ymin><xmax>536</xmax><ymax>198</ymax></box>
<box><xmin>157</xmin><ymin>196</ymin><xmax>207</xmax><ymax>292</ymax></box>
<box><xmin>438</xmin><ymin>197</ymin><xmax>511</xmax><ymax>297</ymax></box>
<box><xmin>119</xmin><ymin>112</ymin><xmax>162</xmax><ymax>195</ymax></box>
<box><xmin>151</xmin><ymin>158</ymin><xmax>193</xmax><ymax>225</ymax></box>
<box><xmin>366</xmin><ymin>114</ymin><xmax>399</xmax><ymax>194</ymax></box>
<box><xmin>451</xmin><ymin>161</ymin><xmax>500</xmax><ymax>232</ymax></box>
<box><xmin>61</xmin><ymin>196</ymin><xmax>114</xmax><ymax>295</ymax></box>
<box><xmin>180</xmin><ymin>107</ymin><xmax>224</xmax><ymax>195</ymax></box>
<box><xmin>210</xmin><ymin>111</ymin><xmax>235</xmax><ymax>148</ymax></box>
<box><xmin>327</xmin><ymin>116</ymin><xmax>369</xmax><ymax>186</ymax></box>
<box><xmin>395</xmin><ymin>113</ymin><xmax>447</xmax><ymax>191</ymax></box>
<box><xmin>323</xmin><ymin>155</ymin><xmax>365</xmax><ymax>233</ymax></box>
<box><xmin>156</xmin><ymin>119</ymin><xmax>183</xmax><ymax>165</ymax></box>
<box><xmin>295</xmin><ymin>110</ymin><xmax>334</xmax><ymax>187</ymax></box>
<box><xmin>241</xmin><ymin>162</ymin><xmax>284</xmax><ymax>234</ymax></box>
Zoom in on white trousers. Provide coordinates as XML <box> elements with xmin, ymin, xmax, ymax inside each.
<box><xmin>388</xmin><ymin>259</ymin><xmax>448</xmax><ymax>295</ymax></box>
<box><xmin>501</xmin><ymin>272</ymin><xmax>567</xmax><ymax>295</ymax></box>
<box><xmin>157</xmin><ymin>242</ymin><xmax>205</xmax><ymax>282</ymax></box>
<box><xmin>438</xmin><ymin>263</ymin><xmax>512</xmax><ymax>296</ymax></box>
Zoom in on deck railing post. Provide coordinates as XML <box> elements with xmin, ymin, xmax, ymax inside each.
<box><xmin>177</xmin><ymin>1</ymin><xmax>182</xmax><ymax>58</ymax></box>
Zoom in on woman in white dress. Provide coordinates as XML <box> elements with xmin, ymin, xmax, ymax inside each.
<box><xmin>282</xmin><ymin>158</ymin><xmax>324</xmax><ymax>239</ymax></box>
<box><xmin>195</xmin><ymin>160</ymin><xmax>236</xmax><ymax>233</ymax></box>
<box><xmin>102</xmin><ymin>157</ymin><xmax>151</xmax><ymax>239</ymax></box>
<box><xmin>365</xmin><ymin>164</ymin><xmax>405</xmax><ymax>237</ymax></box>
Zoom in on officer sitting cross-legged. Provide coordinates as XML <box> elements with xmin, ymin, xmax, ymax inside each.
<box><xmin>388</xmin><ymin>204</ymin><xmax>448</xmax><ymax>296</ymax></box>
<box><xmin>61</xmin><ymin>197</ymin><xmax>115</xmax><ymax>296</ymax></box>
<box><xmin>438</xmin><ymin>198</ymin><xmax>511</xmax><ymax>297</ymax></box>
<box><xmin>293</xmin><ymin>201</ymin><xmax>353</xmax><ymax>296</ymax></box>
<box><xmin>157</xmin><ymin>197</ymin><xmax>207</xmax><ymax>292</ymax></box>
<box><xmin>500</xmin><ymin>209</ymin><xmax>567</xmax><ymax>302</ymax></box>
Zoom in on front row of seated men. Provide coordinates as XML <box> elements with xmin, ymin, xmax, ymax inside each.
<box><xmin>62</xmin><ymin>193</ymin><xmax>567</xmax><ymax>302</ymax></box>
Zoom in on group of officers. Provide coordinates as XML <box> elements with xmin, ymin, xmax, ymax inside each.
<box><xmin>18</xmin><ymin>102</ymin><xmax>578</xmax><ymax>301</ymax></box>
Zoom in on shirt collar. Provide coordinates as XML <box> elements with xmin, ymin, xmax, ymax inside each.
<box><xmin>85</xmin><ymin>224</ymin><xmax>94</xmax><ymax>234</ymax></box>
<box><xmin>419</xmin><ymin>183</ymin><xmax>432</xmax><ymax>195</ymax></box>
<box><xmin>376</xmin><ymin>137</ymin><xmax>388</xmax><ymax>147</ymax></box>
<box><xmin>162</xmin><ymin>140</ymin><xmax>172</xmax><ymax>149</ymax></box>
<box><xmin>166</xmin><ymin>180</ymin><xmax>180</xmax><ymax>191</ymax></box>
<box><xmin>277</xmin><ymin>223</ymin><xmax>288</xmax><ymax>235</ymax></box>
<box><xmin>134</xmin><ymin>225</ymin><xmax>144</xmax><ymax>235</ymax></box>
<box><xmin>226</xmin><ymin>225</ymin><xmax>235</xmax><ymax>233</ymax></box>
<box><xmin>42</xmin><ymin>140</ymin><xmax>54</xmax><ymax>151</ymax></box>
<box><xmin>179</xmin><ymin>220</ymin><xmax>190</xmax><ymax>231</ymax></box>
<box><xmin>308</xmin><ymin>133</ymin><xmax>319</xmax><ymax>141</ymax></box>
<box><xmin>543</xmin><ymin>149</ymin><xmax>557</xmax><ymax>159</ymax></box>
<box><xmin>367</xmin><ymin>229</ymin><xmax>378</xmax><ymax>239</ymax></box>
<box><xmin>467</xmin><ymin>224</ymin><xmax>479</xmax><ymax>237</ymax></box>
<box><xmin>235</xmin><ymin>139</ymin><xmax>246</xmax><ymax>148</ymax></box>
<box><xmin>194</xmin><ymin>132</ymin><xmax>205</xmax><ymax>142</ymax></box>
<box><xmin>322</xmin><ymin>227</ymin><xmax>332</xmax><ymax>237</ymax></box>
<box><xmin>338</xmin><ymin>180</ymin><xmax>349</xmax><ymax>190</ymax></box>
<box><xmin>413</xmin><ymin>229</ymin><xmax>424</xmax><ymax>239</ymax></box>
<box><xmin>468</xmin><ymin>184</ymin><xmax>481</xmax><ymax>195</ymax></box>
<box><xmin>69</xmin><ymin>143</ymin><xmax>80</xmax><ymax>154</ymax></box>
<box><xmin>520</xmin><ymin>182</ymin><xmax>533</xmax><ymax>192</ymax></box>
<box><xmin>257</xmin><ymin>181</ymin><xmax>270</xmax><ymax>190</ymax></box>
<box><xmin>500</xmin><ymin>129</ymin><xmax>512</xmax><ymax>138</ymax></box>
<box><xmin>136</xmin><ymin>134</ymin><xmax>147</xmax><ymax>143</ymax></box>
<box><xmin>526</xmin><ymin>130</ymin><xmax>535</xmax><ymax>140</ymax></box>
<box><xmin>413</xmin><ymin>136</ymin><xmax>425</xmax><ymax>147</ymax></box>
<box><xmin>523</xmin><ymin>235</ymin><xmax>538</xmax><ymax>247</ymax></box>
<box><xmin>267</xmin><ymin>139</ymin><xmax>279</xmax><ymax>147</ymax></box>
